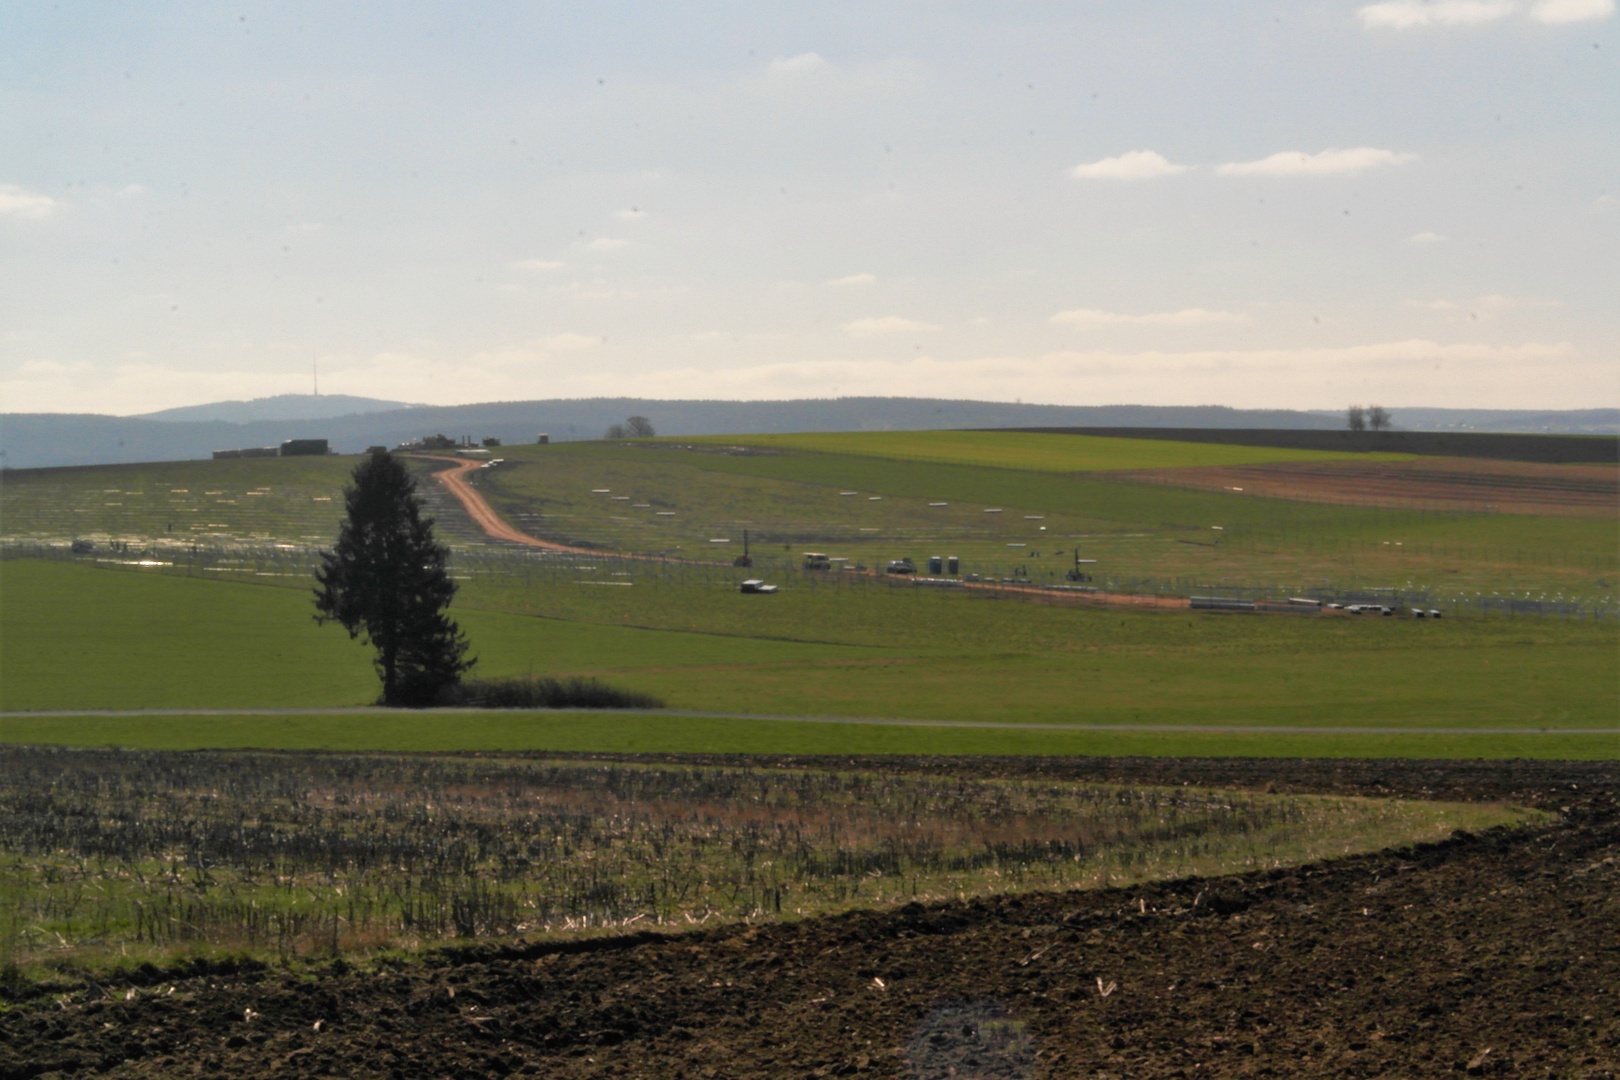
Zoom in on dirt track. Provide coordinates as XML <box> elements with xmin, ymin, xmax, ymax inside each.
<box><xmin>406</xmin><ymin>456</ymin><xmax>605</xmax><ymax>555</ymax></box>
<box><xmin>3</xmin><ymin>756</ymin><xmax>1614</xmax><ymax>1079</ymax></box>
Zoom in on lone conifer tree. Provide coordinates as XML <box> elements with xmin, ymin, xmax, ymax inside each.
<box><xmin>314</xmin><ymin>450</ymin><xmax>473</xmax><ymax>705</ymax></box>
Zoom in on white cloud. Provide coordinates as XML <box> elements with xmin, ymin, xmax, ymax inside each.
<box><xmin>1532</xmin><ymin>0</ymin><xmax>1614</xmax><ymax>21</ymax></box>
<box><xmin>1217</xmin><ymin>148</ymin><xmax>1414</xmax><ymax>176</ymax></box>
<box><xmin>533</xmin><ymin>332</ymin><xmax>603</xmax><ymax>350</ymax></box>
<box><xmin>0</xmin><ymin>183</ymin><xmax>60</xmax><ymax>220</ymax></box>
<box><xmin>769</xmin><ymin>52</ymin><xmax>829</xmax><ymax>76</ymax></box>
<box><xmin>1070</xmin><ymin>150</ymin><xmax>1186</xmax><ymax>180</ymax></box>
<box><xmin>585</xmin><ymin>238</ymin><xmax>630</xmax><ymax>251</ymax></box>
<box><xmin>1358</xmin><ymin>1</ymin><xmax>1515</xmax><ymax>28</ymax></box>
<box><xmin>843</xmin><ymin>316</ymin><xmax>937</xmax><ymax>337</ymax></box>
<box><xmin>1408</xmin><ymin>231</ymin><xmax>1446</xmax><ymax>243</ymax></box>
<box><xmin>1410</xmin><ymin>294</ymin><xmax>1560</xmax><ymax>318</ymax></box>
<box><xmin>480</xmin><ymin>340</ymin><xmax>1583</xmax><ymax>409</ymax></box>
<box><xmin>1050</xmin><ymin>307</ymin><xmax>1250</xmax><ymax>327</ymax></box>
<box><xmin>513</xmin><ymin>258</ymin><xmax>564</xmax><ymax>271</ymax></box>
<box><xmin>825</xmin><ymin>273</ymin><xmax>877</xmax><ymax>287</ymax></box>
<box><xmin>1</xmin><ymin>360</ymin><xmax>310</xmax><ymax>414</ymax></box>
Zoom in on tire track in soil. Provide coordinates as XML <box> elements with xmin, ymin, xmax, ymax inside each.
<box><xmin>3</xmin><ymin>758</ymin><xmax>1614</xmax><ymax>1079</ymax></box>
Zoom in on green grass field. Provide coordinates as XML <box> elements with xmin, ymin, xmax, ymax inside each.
<box><xmin>686</xmin><ymin>429</ymin><xmax>1413</xmax><ymax>472</ymax></box>
<box><xmin>7</xmin><ymin>433</ymin><xmax>1610</xmax><ymax>601</ymax></box>
<box><xmin>469</xmin><ymin>439</ymin><xmax>1615</xmax><ymax>599</ymax></box>
<box><xmin>2</xmin><ymin>429</ymin><xmax>1613</xmax><ymax>760</ymax></box>
<box><xmin>0</xmin><ymin>455</ymin><xmax>355</xmax><ymax>545</ymax></box>
<box><xmin>3</xmin><ymin>560</ymin><xmax>1614</xmax><ymax>758</ymax></box>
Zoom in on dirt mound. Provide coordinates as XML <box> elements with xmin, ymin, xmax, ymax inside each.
<box><xmin>3</xmin><ymin>758</ymin><xmax>1615</xmax><ymax>1079</ymax></box>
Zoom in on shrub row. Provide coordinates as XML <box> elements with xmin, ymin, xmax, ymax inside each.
<box><xmin>435</xmin><ymin>675</ymin><xmax>664</xmax><ymax>710</ymax></box>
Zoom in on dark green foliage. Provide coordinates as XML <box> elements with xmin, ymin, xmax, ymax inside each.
<box><xmin>441</xmin><ymin>675</ymin><xmax>664</xmax><ymax>710</ymax></box>
<box><xmin>314</xmin><ymin>450</ymin><xmax>473</xmax><ymax>705</ymax></box>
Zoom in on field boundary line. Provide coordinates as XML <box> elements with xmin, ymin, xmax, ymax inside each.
<box><xmin>0</xmin><ymin>708</ymin><xmax>1614</xmax><ymax>736</ymax></box>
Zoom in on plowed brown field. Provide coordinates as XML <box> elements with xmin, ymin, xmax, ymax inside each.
<box><xmin>1119</xmin><ymin>458</ymin><xmax>1619</xmax><ymax>516</ymax></box>
<box><xmin>3</xmin><ymin>756</ymin><xmax>1614</xmax><ymax>1080</ymax></box>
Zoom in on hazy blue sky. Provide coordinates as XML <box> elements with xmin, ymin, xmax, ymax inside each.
<box><xmin>2</xmin><ymin>1</ymin><xmax>1614</xmax><ymax>414</ymax></box>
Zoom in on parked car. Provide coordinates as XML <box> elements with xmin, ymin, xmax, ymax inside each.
<box><xmin>884</xmin><ymin>558</ymin><xmax>916</xmax><ymax>575</ymax></box>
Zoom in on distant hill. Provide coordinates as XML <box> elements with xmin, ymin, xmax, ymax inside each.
<box><xmin>3</xmin><ymin>400</ymin><xmax>1338</xmax><ymax>470</ymax></box>
<box><xmin>137</xmin><ymin>394</ymin><xmax>416</xmax><ymax>423</ymax></box>
<box><xmin>2</xmin><ymin>397</ymin><xmax>1614</xmax><ymax>470</ymax></box>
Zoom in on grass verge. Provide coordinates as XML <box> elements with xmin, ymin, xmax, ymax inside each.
<box><xmin>0</xmin><ymin>712</ymin><xmax>1613</xmax><ymax>759</ymax></box>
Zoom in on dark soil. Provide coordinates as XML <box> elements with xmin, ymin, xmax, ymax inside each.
<box><xmin>3</xmin><ymin>756</ymin><xmax>1616</xmax><ymax>1080</ymax></box>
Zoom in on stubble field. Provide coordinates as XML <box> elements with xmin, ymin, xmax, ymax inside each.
<box><xmin>0</xmin><ymin>754</ymin><xmax>1612</xmax><ymax>1080</ymax></box>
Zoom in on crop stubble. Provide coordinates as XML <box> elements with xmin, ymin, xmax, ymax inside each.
<box><xmin>0</xmin><ymin>749</ymin><xmax>1519</xmax><ymax>970</ymax></box>
<box><xmin>0</xmin><ymin>756</ymin><xmax>1611</xmax><ymax>1079</ymax></box>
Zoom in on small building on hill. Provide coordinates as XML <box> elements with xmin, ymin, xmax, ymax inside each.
<box><xmin>280</xmin><ymin>438</ymin><xmax>330</xmax><ymax>456</ymax></box>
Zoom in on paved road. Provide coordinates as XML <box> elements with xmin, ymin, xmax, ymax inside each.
<box><xmin>0</xmin><ymin>708</ymin><xmax>1611</xmax><ymax>736</ymax></box>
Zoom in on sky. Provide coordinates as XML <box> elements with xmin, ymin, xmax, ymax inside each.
<box><xmin>1</xmin><ymin>1</ymin><xmax>1615</xmax><ymax>415</ymax></box>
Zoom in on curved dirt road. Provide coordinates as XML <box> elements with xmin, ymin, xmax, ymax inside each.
<box><xmin>407</xmin><ymin>454</ymin><xmax>605</xmax><ymax>556</ymax></box>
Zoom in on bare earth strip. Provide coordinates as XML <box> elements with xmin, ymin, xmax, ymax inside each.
<box><xmin>1118</xmin><ymin>457</ymin><xmax>1619</xmax><ymax>516</ymax></box>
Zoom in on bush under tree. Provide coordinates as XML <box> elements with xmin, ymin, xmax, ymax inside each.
<box><xmin>439</xmin><ymin>675</ymin><xmax>664</xmax><ymax>709</ymax></box>
<box><xmin>314</xmin><ymin>450</ymin><xmax>474</xmax><ymax>706</ymax></box>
